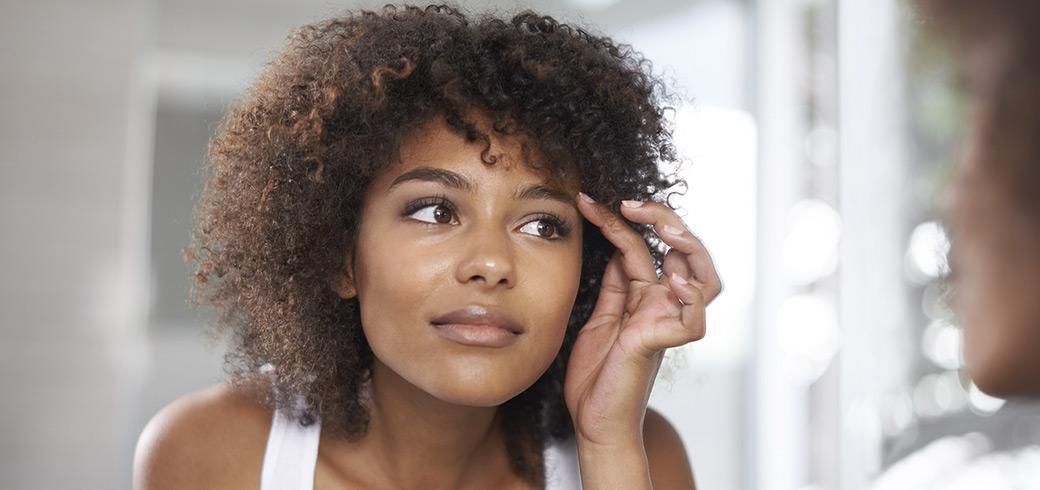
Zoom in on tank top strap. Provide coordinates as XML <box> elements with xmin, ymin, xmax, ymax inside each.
<box><xmin>260</xmin><ymin>407</ymin><xmax>321</xmax><ymax>490</ymax></box>
<box><xmin>258</xmin><ymin>366</ymin><xmax>321</xmax><ymax>490</ymax></box>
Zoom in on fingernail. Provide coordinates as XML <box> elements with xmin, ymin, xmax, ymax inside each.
<box><xmin>661</xmin><ymin>224</ymin><xmax>685</xmax><ymax>236</ymax></box>
<box><xmin>621</xmin><ymin>200</ymin><xmax>644</xmax><ymax>208</ymax></box>
<box><xmin>577</xmin><ymin>192</ymin><xmax>595</xmax><ymax>203</ymax></box>
<box><xmin>671</xmin><ymin>272</ymin><xmax>689</xmax><ymax>285</ymax></box>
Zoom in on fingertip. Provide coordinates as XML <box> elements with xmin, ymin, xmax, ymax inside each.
<box><xmin>575</xmin><ymin>192</ymin><xmax>605</xmax><ymax>224</ymax></box>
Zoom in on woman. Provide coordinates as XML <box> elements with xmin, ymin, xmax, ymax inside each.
<box><xmin>924</xmin><ymin>0</ymin><xmax>1040</xmax><ymax>397</ymax></box>
<box><xmin>133</xmin><ymin>5</ymin><xmax>720</xmax><ymax>489</ymax></box>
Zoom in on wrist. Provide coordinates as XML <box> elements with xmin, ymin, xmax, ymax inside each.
<box><xmin>575</xmin><ymin>431</ymin><xmax>644</xmax><ymax>454</ymax></box>
<box><xmin>575</xmin><ymin>436</ymin><xmax>652</xmax><ymax>490</ymax></box>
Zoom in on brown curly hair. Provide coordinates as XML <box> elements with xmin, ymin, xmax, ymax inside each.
<box><xmin>189</xmin><ymin>3</ymin><xmax>679</xmax><ymax>482</ymax></box>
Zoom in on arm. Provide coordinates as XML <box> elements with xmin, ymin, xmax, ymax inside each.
<box><xmin>573</xmin><ymin>410</ymin><xmax>696</xmax><ymax>489</ymax></box>
<box><xmin>134</xmin><ymin>384</ymin><xmax>269</xmax><ymax>490</ymax></box>
<box><xmin>644</xmin><ymin>409</ymin><xmax>696</xmax><ymax>489</ymax></box>
<box><xmin>567</xmin><ymin>194</ymin><xmax>720</xmax><ymax>489</ymax></box>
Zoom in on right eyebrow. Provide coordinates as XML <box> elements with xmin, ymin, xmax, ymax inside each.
<box><xmin>388</xmin><ymin>167</ymin><xmax>473</xmax><ymax>192</ymax></box>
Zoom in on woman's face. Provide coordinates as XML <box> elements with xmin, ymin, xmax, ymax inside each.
<box><xmin>342</xmin><ymin>117</ymin><xmax>583</xmax><ymax>406</ymax></box>
<box><xmin>945</xmin><ymin>37</ymin><xmax>1040</xmax><ymax>397</ymax></box>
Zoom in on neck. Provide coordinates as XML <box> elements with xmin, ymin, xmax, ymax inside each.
<box><xmin>338</xmin><ymin>360</ymin><xmax>516</xmax><ymax>489</ymax></box>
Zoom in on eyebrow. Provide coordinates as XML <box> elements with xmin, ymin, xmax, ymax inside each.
<box><xmin>388</xmin><ymin>166</ymin><xmax>575</xmax><ymax>207</ymax></box>
<box><xmin>389</xmin><ymin>167</ymin><xmax>473</xmax><ymax>192</ymax></box>
<box><xmin>514</xmin><ymin>184</ymin><xmax>575</xmax><ymax>207</ymax></box>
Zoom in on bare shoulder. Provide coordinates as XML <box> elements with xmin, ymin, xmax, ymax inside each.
<box><xmin>133</xmin><ymin>382</ymin><xmax>273</xmax><ymax>490</ymax></box>
<box><xmin>643</xmin><ymin>408</ymin><xmax>696</xmax><ymax>490</ymax></box>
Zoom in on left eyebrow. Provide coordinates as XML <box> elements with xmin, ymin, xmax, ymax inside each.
<box><xmin>514</xmin><ymin>184</ymin><xmax>576</xmax><ymax>208</ymax></box>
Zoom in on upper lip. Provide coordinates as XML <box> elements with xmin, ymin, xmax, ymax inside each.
<box><xmin>430</xmin><ymin>306</ymin><xmax>523</xmax><ymax>334</ymax></box>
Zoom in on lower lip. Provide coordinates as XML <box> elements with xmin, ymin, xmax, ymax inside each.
<box><xmin>432</xmin><ymin>323</ymin><xmax>520</xmax><ymax>347</ymax></box>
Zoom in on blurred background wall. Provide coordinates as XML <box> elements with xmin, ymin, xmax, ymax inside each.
<box><xmin>3</xmin><ymin>0</ymin><xmax>1037</xmax><ymax>489</ymax></box>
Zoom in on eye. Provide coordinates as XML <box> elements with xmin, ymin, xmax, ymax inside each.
<box><xmin>409</xmin><ymin>204</ymin><xmax>456</xmax><ymax>224</ymax></box>
<box><xmin>518</xmin><ymin>218</ymin><xmax>560</xmax><ymax>239</ymax></box>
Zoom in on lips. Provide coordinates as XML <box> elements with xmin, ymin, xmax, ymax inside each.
<box><xmin>430</xmin><ymin>306</ymin><xmax>523</xmax><ymax>347</ymax></box>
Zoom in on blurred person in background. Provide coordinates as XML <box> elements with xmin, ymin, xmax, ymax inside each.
<box><xmin>869</xmin><ymin>2</ymin><xmax>1040</xmax><ymax>488</ymax></box>
<box><xmin>925</xmin><ymin>0</ymin><xmax>1040</xmax><ymax>398</ymax></box>
<box><xmin>133</xmin><ymin>4</ymin><xmax>719</xmax><ymax>490</ymax></box>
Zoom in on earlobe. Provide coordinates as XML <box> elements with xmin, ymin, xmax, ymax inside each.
<box><xmin>335</xmin><ymin>273</ymin><xmax>357</xmax><ymax>299</ymax></box>
<box><xmin>334</xmin><ymin>256</ymin><xmax>358</xmax><ymax>299</ymax></box>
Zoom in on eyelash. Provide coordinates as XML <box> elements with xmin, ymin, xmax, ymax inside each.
<box><xmin>401</xmin><ymin>197</ymin><xmax>572</xmax><ymax>240</ymax></box>
<box><xmin>402</xmin><ymin>196</ymin><xmax>455</xmax><ymax>219</ymax></box>
<box><xmin>525</xmin><ymin>213</ymin><xmax>572</xmax><ymax>240</ymax></box>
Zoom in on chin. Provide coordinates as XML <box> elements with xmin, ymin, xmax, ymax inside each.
<box><xmin>436</xmin><ymin>390</ymin><xmax>520</xmax><ymax>408</ymax></box>
<box><xmin>967</xmin><ymin>363</ymin><xmax>1013</xmax><ymax>399</ymax></box>
<box><xmin>424</xmin><ymin>377</ymin><xmax>536</xmax><ymax>407</ymax></box>
<box><xmin>965</xmin><ymin>337</ymin><xmax>1040</xmax><ymax>399</ymax></box>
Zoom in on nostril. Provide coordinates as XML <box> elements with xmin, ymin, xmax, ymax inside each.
<box><xmin>459</xmin><ymin>256</ymin><xmax>515</xmax><ymax>287</ymax></box>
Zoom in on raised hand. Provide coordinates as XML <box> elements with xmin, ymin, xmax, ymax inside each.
<box><xmin>565</xmin><ymin>193</ymin><xmax>722</xmax><ymax>487</ymax></box>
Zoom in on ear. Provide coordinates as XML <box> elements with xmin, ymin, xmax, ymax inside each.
<box><xmin>334</xmin><ymin>254</ymin><xmax>358</xmax><ymax>299</ymax></box>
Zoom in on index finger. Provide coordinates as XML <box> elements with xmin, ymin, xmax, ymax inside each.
<box><xmin>576</xmin><ymin>192</ymin><xmax>658</xmax><ymax>284</ymax></box>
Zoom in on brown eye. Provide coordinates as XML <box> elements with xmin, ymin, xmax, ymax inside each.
<box><xmin>519</xmin><ymin>218</ymin><xmax>560</xmax><ymax>239</ymax></box>
<box><xmin>537</xmin><ymin>221</ymin><xmax>555</xmax><ymax>237</ymax></box>
<box><xmin>433</xmin><ymin>205</ymin><xmax>452</xmax><ymax>224</ymax></box>
<box><xmin>409</xmin><ymin>204</ymin><xmax>456</xmax><ymax>224</ymax></box>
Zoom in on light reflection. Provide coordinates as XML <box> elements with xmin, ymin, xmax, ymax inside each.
<box><xmin>881</xmin><ymin>391</ymin><xmax>915</xmax><ymax>437</ymax></box>
<box><xmin>781</xmin><ymin>199</ymin><xmax>841</xmax><ymax>286</ymax></box>
<box><xmin>968</xmin><ymin>383</ymin><xmax>1006</xmax><ymax>415</ymax></box>
<box><xmin>804</xmin><ymin>125</ymin><xmax>838</xmax><ymax>168</ymax></box>
<box><xmin>920</xmin><ymin>319</ymin><xmax>964</xmax><ymax>370</ymax></box>
<box><xmin>912</xmin><ymin>371</ymin><xmax>969</xmax><ymax>418</ymax></box>
<box><xmin>935</xmin><ymin>370</ymin><xmax>969</xmax><ymax>413</ymax></box>
<box><xmin>905</xmin><ymin>221</ymin><xmax>951</xmax><ymax>284</ymax></box>
<box><xmin>776</xmin><ymin>294</ymin><xmax>841</xmax><ymax>383</ymax></box>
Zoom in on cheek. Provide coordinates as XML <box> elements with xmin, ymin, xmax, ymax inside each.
<box><xmin>954</xmin><ymin>190</ymin><xmax>1040</xmax><ymax>395</ymax></box>
<box><xmin>529</xmin><ymin>245</ymin><xmax>583</xmax><ymax>347</ymax></box>
<box><xmin>529</xmin><ymin>242</ymin><xmax>583</xmax><ymax>308</ymax></box>
<box><xmin>351</xmin><ymin>227</ymin><xmax>441</xmax><ymax>336</ymax></box>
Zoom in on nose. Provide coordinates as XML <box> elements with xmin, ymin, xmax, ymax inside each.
<box><xmin>455</xmin><ymin>227</ymin><xmax>516</xmax><ymax>288</ymax></box>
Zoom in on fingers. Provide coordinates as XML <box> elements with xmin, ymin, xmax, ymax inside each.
<box><xmin>576</xmin><ymin>193</ymin><xmax>658</xmax><ymax>285</ymax></box>
<box><xmin>620</xmin><ymin>200</ymin><xmax>723</xmax><ymax>302</ymax></box>
<box><xmin>667</xmin><ymin>273</ymin><xmax>706</xmax><ymax>342</ymax></box>
<box><xmin>576</xmin><ymin>193</ymin><xmax>716</xmax><ymax>350</ymax></box>
<box><xmin>622</xmin><ymin>277</ymin><xmax>706</xmax><ymax>355</ymax></box>
<box><xmin>587</xmin><ymin>251</ymin><xmax>630</xmax><ymax>323</ymax></box>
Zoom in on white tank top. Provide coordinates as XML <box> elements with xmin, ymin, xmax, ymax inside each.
<box><xmin>259</xmin><ymin>410</ymin><xmax>583</xmax><ymax>489</ymax></box>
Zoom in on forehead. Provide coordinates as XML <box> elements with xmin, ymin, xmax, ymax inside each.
<box><xmin>376</xmin><ymin>116</ymin><xmax>578</xmax><ymax>192</ymax></box>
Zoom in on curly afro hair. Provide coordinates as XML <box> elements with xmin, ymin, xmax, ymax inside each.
<box><xmin>189</xmin><ymin>3</ymin><xmax>680</xmax><ymax>482</ymax></box>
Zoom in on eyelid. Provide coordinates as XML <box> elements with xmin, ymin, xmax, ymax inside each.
<box><xmin>403</xmin><ymin>195</ymin><xmax>451</xmax><ymax>213</ymax></box>
<box><xmin>403</xmin><ymin>196</ymin><xmax>458</xmax><ymax>224</ymax></box>
<box><xmin>517</xmin><ymin>213</ymin><xmax>572</xmax><ymax>240</ymax></box>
